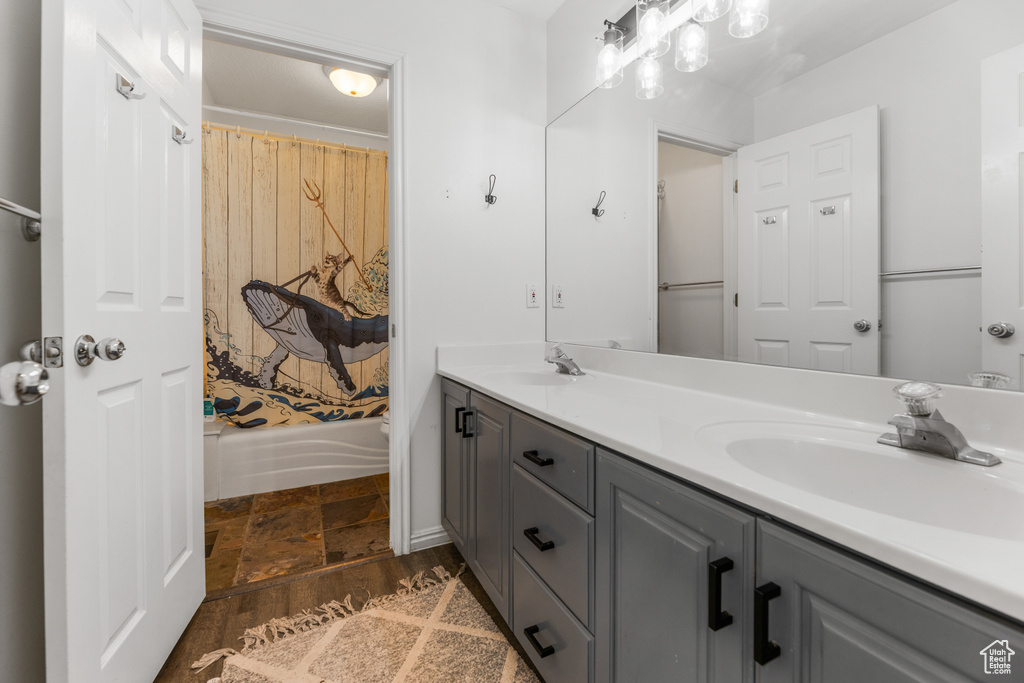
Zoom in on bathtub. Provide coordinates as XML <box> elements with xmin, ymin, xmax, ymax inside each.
<box><xmin>204</xmin><ymin>417</ymin><xmax>389</xmax><ymax>501</ymax></box>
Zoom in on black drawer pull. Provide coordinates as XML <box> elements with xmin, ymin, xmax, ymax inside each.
<box><xmin>523</xmin><ymin>449</ymin><xmax>554</xmax><ymax>467</ymax></box>
<box><xmin>454</xmin><ymin>406</ymin><xmax>465</xmax><ymax>433</ymax></box>
<box><xmin>707</xmin><ymin>557</ymin><xmax>734</xmax><ymax>631</ymax></box>
<box><xmin>461</xmin><ymin>409</ymin><xmax>474</xmax><ymax>438</ymax></box>
<box><xmin>754</xmin><ymin>582</ymin><xmax>782</xmax><ymax>665</ymax></box>
<box><xmin>523</xmin><ymin>527</ymin><xmax>555</xmax><ymax>552</ymax></box>
<box><xmin>523</xmin><ymin>624</ymin><xmax>555</xmax><ymax>658</ymax></box>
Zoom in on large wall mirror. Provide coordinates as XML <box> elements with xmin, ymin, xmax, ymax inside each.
<box><xmin>546</xmin><ymin>0</ymin><xmax>1024</xmax><ymax>390</ymax></box>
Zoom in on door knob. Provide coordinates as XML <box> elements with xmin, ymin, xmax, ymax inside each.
<box><xmin>0</xmin><ymin>361</ymin><xmax>49</xmax><ymax>406</ymax></box>
<box><xmin>75</xmin><ymin>335</ymin><xmax>126</xmax><ymax>366</ymax></box>
<box><xmin>853</xmin><ymin>319</ymin><xmax>872</xmax><ymax>333</ymax></box>
<box><xmin>987</xmin><ymin>322</ymin><xmax>1015</xmax><ymax>338</ymax></box>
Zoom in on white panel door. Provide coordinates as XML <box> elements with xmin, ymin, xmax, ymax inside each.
<box><xmin>736</xmin><ymin>106</ymin><xmax>880</xmax><ymax>375</ymax></box>
<box><xmin>981</xmin><ymin>43</ymin><xmax>1024</xmax><ymax>387</ymax></box>
<box><xmin>40</xmin><ymin>0</ymin><xmax>204</xmax><ymax>680</ymax></box>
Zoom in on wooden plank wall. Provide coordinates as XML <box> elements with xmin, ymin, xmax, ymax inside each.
<box><xmin>202</xmin><ymin>126</ymin><xmax>389</xmax><ymax>413</ymax></box>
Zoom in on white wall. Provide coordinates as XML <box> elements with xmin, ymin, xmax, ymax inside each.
<box><xmin>546</xmin><ymin>56</ymin><xmax>751</xmax><ymax>351</ymax></box>
<box><xmin>197</xmin><ymin>0</ymin><xmax>548</xmax><ymax>546</ymax></box>
<box><xmin>657</xmin><ymin>142</ymin><xmax>725</xmax><ymax>359</ymax></box>
<box><xmin>753</xmin><ymin>0</ymin><xmax>1024</xmax><ymax>384</ymax></box>
<box><xmin>0</xmin><ymin>0</ymin><xmax>45</xmax><ymax>678</ymax></box>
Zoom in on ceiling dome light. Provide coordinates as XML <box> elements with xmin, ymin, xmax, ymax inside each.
<box><xmin>729</xmin><ymin>0</ymin><xmax>769</xmax><ymax>39</ymax></box>
<box><xmin>324</xmin><ymin>66</ymin><xmax>381</xmax><ymax>97</ymax></box>
<box><xmin>675</xmin><ymin>21</ymin><xmax>709</xmax><ymax>72</ymax></box>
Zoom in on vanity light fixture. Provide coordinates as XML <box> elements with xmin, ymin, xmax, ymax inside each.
<box><xmin>323</xmin><ymin>65</ymin><xmax>382</xmax><ymax>98</ymax></box>
<box><xmin>596</xmin><ymin>21</ymin><xmax>626</xmax><ymax>88</ymax></box>
<box><xmin>595</xmin><ymin>0</ymin><xmax>769</xmax><ymax>100</ymax></box>
<box><xmin>729</xmin><ymin>0</ymin><xmax>770</xmax><ymax>39</ymax></box>
<box><xmin>675</xmin><ymin>21</ymin><xmax>709</xmax><ymax>72</ymax></box>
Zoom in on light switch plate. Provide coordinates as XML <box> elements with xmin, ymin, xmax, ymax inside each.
<box><xmin>552</xmin><ymin>285</ymin><xmax>565</xmax><ymax>308</ymax></box>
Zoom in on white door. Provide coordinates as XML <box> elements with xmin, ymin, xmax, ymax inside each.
<box><xmin>981</xmin><ymin>43</ymin><xmax>1024</xmax><ymax>387</ymax></box>
<box><xmin>40</xmin><ymin>0</ymin><xmax>204</xmax><ymax>680</ymax></box>
<box><xmin>736</xmin><ymin>106</ymin><xmax>880</xmax><ymax>375</ymax></box>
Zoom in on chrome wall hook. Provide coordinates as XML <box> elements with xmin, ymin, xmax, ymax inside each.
<box><xmin>592</xmin><ymin>190</ymin><xmax>606</xmax><ymax>217</ymax></box>
<box><xmin>485</xmin><ymin>174</ymin><xmax>497</xmax><ymax>204</ymax></box>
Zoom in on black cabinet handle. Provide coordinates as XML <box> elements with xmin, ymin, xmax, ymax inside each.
<box><xmin>523</xmin><ymin>527</ymin><xmax>555</xmax><ymax>552</ymax></box>
<box><xmin>707</xmin><ymin>557</ymin><xmax>734</xmax><ymax>631</ymax></box>
<box><xmin>523</xmin><ymin>449</ymin><xmax>554</xmax><ymax>467</ymax></box>
<box><xmin>523</xmin><ymin>624</ymin><xmax>555</xmax><ymax>658</ymax></box>
<box><xmin>754</xmin><ymin>582</ymin><xmax>782</xmax><ymax>665</ymax></box>
<box><xmin>461</xmin><ymin>409</ymin><xmax>474</xmax><ymax>438</ymax></box>
<box><xmin>454</xmin><ymin>406</ymin><xmax>465</xmax><ymax>433</ymax></box>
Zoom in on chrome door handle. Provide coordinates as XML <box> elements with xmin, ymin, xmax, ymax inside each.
<box><xmin>987</xmin><ymin>322</ymin><xmax>1015</xmax><ymax>338</ymax></box>
<box><xmin>75</xmin><ymin>335</ymin><xmax>126</xmax><ymax>366</ymax></box>
<box><xmin>0</xmin><ymin>361</ymin><xmax>49</xmax><ymax>406</ymax></box>
<box><xmin>853</xmin><ymin>319</ymin><xmax>872</xmax><ymax>333</ymax></box>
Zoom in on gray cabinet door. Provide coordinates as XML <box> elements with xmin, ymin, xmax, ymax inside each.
<box><xmin>756</xmin><ymin>520</ymin><xmax>1024</xmax><ymax>683</ymax></box>
<box><xmin>469</xmin><ymin>392</ymin><xmax>512</xmax><ymax>620</ymax></box>
<box><xmin>440</xmin><ymin>379</ymin><xmax>471</xmax><ymax>557</ymax></box>
<box><xmin>596</xmin><ymin>450</ymin><xmax>756</xmax><ymax>683</ymax></box>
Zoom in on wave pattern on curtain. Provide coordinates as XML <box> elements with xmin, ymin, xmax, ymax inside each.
<box><xmin>202</xmin><ymin>125</ymin><xmax>389</xmax><ymax>428</ymax></box>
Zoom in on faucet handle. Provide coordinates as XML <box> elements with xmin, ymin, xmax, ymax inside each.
<box><xmin>893</xmin><ymin>381</ymin><xmax>942</xmax><ymax>416</ymax></box>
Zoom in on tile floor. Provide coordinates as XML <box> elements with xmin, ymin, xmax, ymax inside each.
<box><xmin>204</xmin><ymin>473</ymin><xmax>391</xmax><ymax>592</ymax></box>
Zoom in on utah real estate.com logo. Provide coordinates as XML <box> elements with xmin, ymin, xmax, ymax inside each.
<box><xmin>980</xmin><ymin>640</ymin><xmax>1015</xmax><ymax>675</ymax></box>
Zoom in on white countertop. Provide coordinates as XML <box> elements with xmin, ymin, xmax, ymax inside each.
<box><xmin>437</xmin><ymin>342</ymin><xmax>1024</xmax><ymax>623</ymax></box>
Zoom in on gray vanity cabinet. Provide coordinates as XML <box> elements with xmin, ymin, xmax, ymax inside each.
<box><xmin>596</xmin><ymin>450</ymin><xmax>757</xmax><ymax>683</ymax></box>
<box><xmin>440</xmin><ymin>379</ymin><xmax>512</xmax><ymax>620</ymax></box>
<box><xmin>756</xmin><ymin>520</ymin><xmax>1024</xmax><ymax>682</ymax></box>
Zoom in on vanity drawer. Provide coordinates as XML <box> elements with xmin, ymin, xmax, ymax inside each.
<box><xmin>513</xmin><ymin>553</ymin><xmax>594</xmax><ymax>683</ymax></box>
<box><xmin>512</xmin><ymin>412</ymin><xmax>595</xmax><ymax>513</ymax></box>
<box><xmin>513</xmin><ymin>465</ymin><xmax>594</xmax><ymax>628</ymax></box>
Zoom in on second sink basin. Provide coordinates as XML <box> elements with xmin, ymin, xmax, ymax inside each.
<box><xmin>694</xmin><ymin>421</ymin><xmax>1024</xmax><ymax>541</ymax></box>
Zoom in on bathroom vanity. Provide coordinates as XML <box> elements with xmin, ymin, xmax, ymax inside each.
<box><xmin>438</xmin><ymin>344</ymin><xmax>1024</xmax><ymax>683</ymax></box>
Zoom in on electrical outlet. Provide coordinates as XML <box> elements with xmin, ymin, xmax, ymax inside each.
<box><xmin>526</xmin><ymin>284</ymin><xmax>539</xmax><ymax>308</ymax></box>
<box><xmin>552</xmin><ymin>285</ymin><xmax>565</xmax><ymax>308</ymax></box>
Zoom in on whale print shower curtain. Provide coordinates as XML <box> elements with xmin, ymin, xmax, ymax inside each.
<box><xmin>202</xmin><ymin>125</ymin><xmax>389</xmax><ymax>427</ymax></box>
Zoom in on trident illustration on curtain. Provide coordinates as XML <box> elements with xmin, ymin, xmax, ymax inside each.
<box><xmin>202</xmin><ymin>125</ymin><xmax>389</xmax><ymax>427</ymax></box>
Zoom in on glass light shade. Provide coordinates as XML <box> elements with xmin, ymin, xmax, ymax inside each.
<box><xmin>635</xmin><ymin>55</ymin><xmax>664</xmax><ymax>100</ymax></box>
<box><xmin>636</xmin><ymin>0</ymin><xmax>671</xmax><ymax>58</ymax></box>
<box><xmin>692</xmin><ymin>0</ymin><xmax>733</xmax><ymax>23</ymax></box>
<box><xmin>675</xmin><ymin>22</ymin><xmax>708</xmax><ymax>72</ymax></box>
<box><xmin>327</xmin><ymin>68</ymin><xmax>379</xmax><ymax>97</ymax></box>
<box><xmin>729</xmin><ymin>0</ymin><xmax>769</xmax><ymax>38</ymax></box>
<box><xmin>596</xmin><ymin>27</ymin><xmax>624</xmax><ymax>88</ymax></box>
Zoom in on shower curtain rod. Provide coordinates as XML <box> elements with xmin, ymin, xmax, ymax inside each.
<box><xmin>0</xmin><ymin>196</ymin><xmax>41</xmax><ymax>241</ymax></box>
<box><xmin>879</xmin><ymin>265</ymin><xmax>981</xmax><ymax>277</ymax></box>
<box><xmin>202</xmin><ymin>122</ymin><xmax>388</xmax><ymax>156</ymax></box>
<box><xmin>203</xmin><ymin>105</ymin><xmax>388</xmax><ymax>140</ymax></box>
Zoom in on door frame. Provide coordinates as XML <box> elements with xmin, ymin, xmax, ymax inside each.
<box><xmin>198</xmin><ymin>7</ymin><xmax>412</xmax><ymax>554</ymax></box>
<box><xmin>648</xmin><ymin>118</ymin><xmax>741</xmax><ymax>359</ymax></box>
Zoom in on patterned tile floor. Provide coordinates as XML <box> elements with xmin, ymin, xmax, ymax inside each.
<box><xmin>204</xmin><ymin>473</ymin><xmax>392</xmax><ymax>593</ymax></box>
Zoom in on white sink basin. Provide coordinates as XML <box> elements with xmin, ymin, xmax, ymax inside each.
<box><xmin>481</xmin><ymin>368</ymin><xmax>591</xmax><ymax>387</ymax></box>
<box><xmin>695</xmin><ymin>421</ymin><xmax>1024</xmax><ymax>541</ymax></box>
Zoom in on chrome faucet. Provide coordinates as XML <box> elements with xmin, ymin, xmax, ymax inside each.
<box><xmin>877</xmin><ymin>382</ymin><xmax>1000</xmax><ymax>467</ymax></box>
<box><xmin>545</xmin><ymin>345</ymin><xmax>584</xmax><ymax>376</ymax></box>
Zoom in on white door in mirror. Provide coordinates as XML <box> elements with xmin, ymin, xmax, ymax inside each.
<box><xmin>981</xmin><ymin>43</ymin><xmax>1024</xmax><ymax>389</ymax></box>
<box><xmin>736</xmin><ymin>106</ymin><xmax>880</xmax><ymax>375</ymax></box>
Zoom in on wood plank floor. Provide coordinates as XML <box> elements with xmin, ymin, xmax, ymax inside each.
<box><xmin>156</xmin><ymin>543</ymin><xmax>538</xmax><ymax>682</ymax></box>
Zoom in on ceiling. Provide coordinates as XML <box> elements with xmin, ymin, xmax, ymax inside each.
<box><xmin>669</xmin><ymin>0</ymin><xmax>960</xmax><ymax>96</ymax></box>
<box><xmin>202</xmin><ymin>40</ymin><xmax>389</xmax><ymax>136</ymax></box>
<box><xmin>486</xmin><ymin>0</ymin><xmax>568</xmax><ymax>20</ymax></box>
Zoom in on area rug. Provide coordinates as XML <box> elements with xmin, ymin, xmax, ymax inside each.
<box><xmin>193</xmin><ymin>565</ymin><xmax>540</xmax><ymax>683</ymax></box>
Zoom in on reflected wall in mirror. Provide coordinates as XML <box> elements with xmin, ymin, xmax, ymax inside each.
<box><xmin>546</xmin><ymin>0</ymin><xmax>1024</xmax><ymax>390</ymax></box>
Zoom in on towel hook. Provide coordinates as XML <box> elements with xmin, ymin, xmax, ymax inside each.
<box><xmin>592</xmin><ymin>191</ymin><xmax>606</xmax><ymax>217</ymax></box>
<box><xmin>485</xmin><ymin>174</ymin><xmax>497</xmax><ymax>205</ymax></box>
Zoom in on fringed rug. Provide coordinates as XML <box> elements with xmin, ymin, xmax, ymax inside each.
<box><xmin>193</xmin><ymin>566</ymin><xmax>540</xmax><ymax>683</ymax></box>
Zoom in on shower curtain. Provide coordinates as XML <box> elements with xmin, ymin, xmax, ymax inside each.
<box><xmin>202</xmin><ymin>125</ymin><xmax>389</xmax><ymax>427</ymax></box>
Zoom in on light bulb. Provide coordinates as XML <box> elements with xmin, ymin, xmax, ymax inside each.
<box><xmin>635</xmin><ymin>55</ymin><xmax>664</xmax><ymax>100</ymax></box>
<box><xmin>596</xmin><ymin>26</ymin><xmax>624</xmax><ymax>88</ymax></box>
<box><xmin>729</xmin><ymin>0</ymin><xmax>769</xmax><ymax>38</ymax></box>
<box><xmin>637</xmin><ymin>0</ymin><xmax>670</xmax><ymax>58</ymax></box>
<box><xmin>692</xmin><ymin>0</ymin><xmax>733</xmax><ymax>23</ymax></box>
<box><xmin>675</xmin><ymin>21</ymin><xmax>708</xmax><ymax>72</ymax></box>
